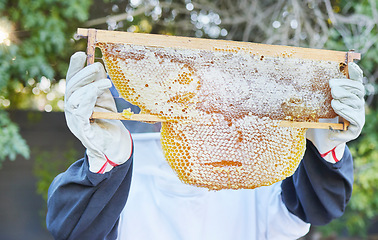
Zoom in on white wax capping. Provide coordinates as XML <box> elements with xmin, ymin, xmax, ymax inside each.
<box><xmin>99</xmin><ymin>42</ymin><xmax>344</xmax><ymax>190</ymax></box>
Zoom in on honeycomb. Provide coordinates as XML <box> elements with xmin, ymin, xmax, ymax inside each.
<box><xmin>97</xmin><ymin>42</ymin><xmax>345</xmax><ymax>190</ymax></box>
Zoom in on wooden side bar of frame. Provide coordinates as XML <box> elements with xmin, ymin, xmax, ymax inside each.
<box><xmin>77</xmin><ymin>28</ymin><xmax>360</xmax><ymax>130</ymax></box>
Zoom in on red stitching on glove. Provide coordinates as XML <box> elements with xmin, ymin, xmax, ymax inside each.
<box><xmin>97</xmin><ymin>154</ymin><xmax>119</xmax><ymax>174</ymax></box>
<box><xmin>320</xmin><ymin>146</ymin><xmax>340</xmax><ymax>163</ymax></box>
<box><xmin>96</xmin><ymin>131</ymin><xmax>133</xmax><ymax>174</ymax></box>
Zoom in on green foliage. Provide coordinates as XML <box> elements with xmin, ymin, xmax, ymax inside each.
<box><xmin>0</xmin><ymin>110</ymin><xmax>29</xmax><ymax>165</ymax></box>
<box><xmin>0</xmin><ymin>0</ymin><xmax>92</xmax><ymax>89</ymax></box>
<box><xmin>0</xmin><ymin>0</ymin><xmax>92</xmax><ymax>166</ymax></box>
<box><xmin>33</xmin><ymin>144</ymin><xmax>79</xmax><ymax>226</ymax></box>
<box><xmin>33</xmin><ymin>144</ymin><xmax>79</xmax><ymax>202</ymax></box>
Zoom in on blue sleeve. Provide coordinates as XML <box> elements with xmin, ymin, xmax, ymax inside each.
<box><xmin>281</xmin><ymin>140</ymin><xmax>354</xmax><ymax>225</ymax></box>
<box><xmin>46</xmin><ymin>154</ymin><xmax>133</xmax><ymax>240</ymax></box>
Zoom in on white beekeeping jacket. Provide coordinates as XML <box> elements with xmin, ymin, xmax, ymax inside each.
<box><xmin>117</xmin><ymin>133</ymin><xmax>310</xmax><ymax>240</ymax></box>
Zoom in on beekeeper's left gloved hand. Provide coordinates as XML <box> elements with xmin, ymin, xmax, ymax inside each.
<box><xmin>307</xmin><ymin>62</ymin><xmax>365</xmax><ymax>163</ymax></box>
<box><xmin>64</xmin><ymin>52</ymin><xmax>133</xmax><ymax>173</ymax></box>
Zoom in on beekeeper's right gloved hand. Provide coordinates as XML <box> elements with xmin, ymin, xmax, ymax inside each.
<box><xmin>64</xmin><ymin>52</ymin><xmax>133</xmax><ymax>173</ymax></box>
<box><xmin>307</xmin><ymin>62</ymin><xmax>365</xmax><ymax>163</ymax></box>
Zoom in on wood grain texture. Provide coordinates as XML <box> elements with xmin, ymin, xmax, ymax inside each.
<box><xmin>77</xmin><ymin>28</ymin><xmax>360</xmax><ymax>62</ymax></box>
<box><xmin>90</xmin><ymin>112</ymin><xmax>348</xmax><ymax>130</ymax></box>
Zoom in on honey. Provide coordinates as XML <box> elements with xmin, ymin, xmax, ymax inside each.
<box><xmin>98</xmin><ymin>42</ymin><xmax>345</xmax><ymax>190</ymax></box>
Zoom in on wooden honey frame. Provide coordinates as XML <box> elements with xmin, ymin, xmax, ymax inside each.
<box><xmin>77</xmin><ymin>28</ymin><xmax>361</xmax><ymax>130</ymax></box>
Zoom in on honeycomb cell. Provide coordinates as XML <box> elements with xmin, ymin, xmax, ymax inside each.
<box><xmin>97</xmin><ymin>42</ymin><xmax>344</xmax><ymax>190</ymax></box>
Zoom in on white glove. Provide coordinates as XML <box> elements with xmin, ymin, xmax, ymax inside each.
<box><xmin>64</xmin><ymin>52</ymin><xmax>132</xmax><ymax>173</ymax></box>
<box><xmin>307</xmin><ymin>62</ymin><xmax>365</xmax><ymax>163</ymax></box>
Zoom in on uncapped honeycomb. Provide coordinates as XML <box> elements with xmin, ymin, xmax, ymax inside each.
<box><xmin>98</xmin><ymin>42</ymin><xmax>345</xmax><ymax>190</ymax></box>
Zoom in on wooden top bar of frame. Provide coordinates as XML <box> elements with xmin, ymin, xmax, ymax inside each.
<box><xmin>77</xmin><ymin>28</ymin><xmax>361</xmax><ymax>63</ymax></box>
<box><xmin>78</xmin><ymin>28</ymin><xmax>360</xmax><ymax>130</ymax></box>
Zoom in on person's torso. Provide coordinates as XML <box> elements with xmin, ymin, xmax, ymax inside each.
<box><xmin>117</xmin><ymin>133</ymin><xmax>310</xmax><ymax>240</ymax></box>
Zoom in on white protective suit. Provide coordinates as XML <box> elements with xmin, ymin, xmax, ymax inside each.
<box><xmin>117</xmin><ymin>133</ymin><xmax>310</xmax><ymax>240</ymax></box>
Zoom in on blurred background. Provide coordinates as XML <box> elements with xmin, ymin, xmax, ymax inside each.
<box><xmin>0</xmin><ymin>0</ymin><xmax>377</xmax><ymax>239</ymax></box>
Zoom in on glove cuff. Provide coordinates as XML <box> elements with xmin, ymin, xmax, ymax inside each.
<box><xmin>318</xmin><ymin>143</ymin><xmax>346</xmax><ymax>163</ymax></box>
<box><xmin>306</xmin><ymin>118</ymin><xmax>346</xmax><ymax>164</ymax></box>
<box><xmin>87</xmin><ymin>150</ymin><xmax>118</xmax><ymax>173</ymax></box>
<box><xmin>97</xmin><ymin>154</ymin><xmax>120</xmax><ymax>174</ymax></box>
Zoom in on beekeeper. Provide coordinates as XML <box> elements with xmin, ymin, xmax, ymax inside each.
<box><xmin>46</xmin><ymin>52</ymin><xmax>365</xmax><ymax>240</ymax></box>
